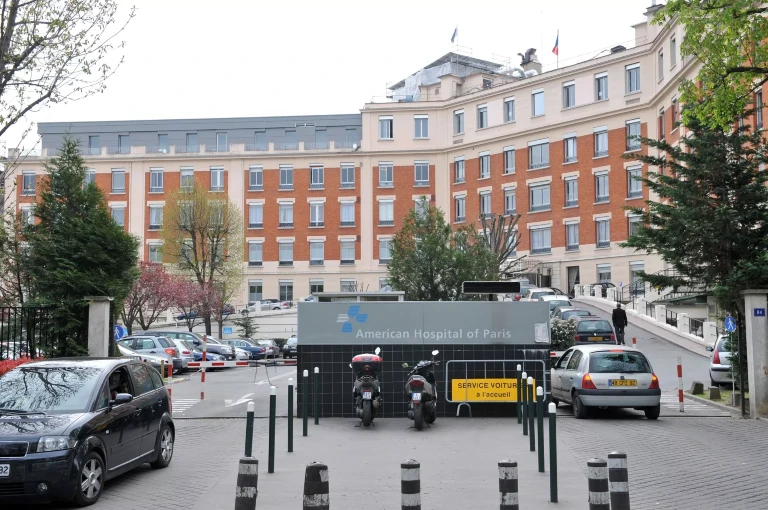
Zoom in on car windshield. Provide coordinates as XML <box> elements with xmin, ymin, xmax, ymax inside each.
<box><xmin>548</xmin><ymin>300</ymin><xmax>571</xmax><ymax>310</ymax></box>
<box><xmin>532</xmin><ymin>291</ymin><xmax>554</xmax><ymax>299</ymax></box>
<box><xmin>717</xmin><ymin>337</ymin><xmax>731</xmax><ymax>352</ymax></box>
<box><xmin>178</xmin><ymin>340</ymin><xmax>192</xmax><ymax>350</ymax></box>
<box><xmin>589</xmin><ymin>352</ymin><xmax>651</xmax><ymax>373</ymax></box>
<box><xmin>577</xmin><ymin>320</ymin><xmax>612</xmax><ymax>333</ymax></box>
<box><xmin>287</xmin><ymin>338</ymin><xmax>298</xmax><ymax>346</ymax></box>
<box><xmin>205</xmin><ymin>338</ymin><xmax>221</xmax><ymax>344</ymax></box>
<box><xmin>0</xmin><ymin>365</ymin><xmax>103</xmax><ymax>413</ymax></box>
<box><xmin>563</xmin><ymin>310</ymin><xmax>591</xmax><ymax>319</ymax></box>
<box><xmin>258</xmin><ymin>341</ymin><xmax>272</xmax><ymax>346</ymax></box>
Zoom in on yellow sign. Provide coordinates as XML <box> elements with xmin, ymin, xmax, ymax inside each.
<box><xmin>451</xmin><ymin>378</ymin><xmax>535</xmax><ymax>402</ymax></box>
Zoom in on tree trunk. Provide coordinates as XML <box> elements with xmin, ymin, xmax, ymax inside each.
<box><xmin>217</xmin><ymin>318</ymin><xmax>223</xmax><ymax>339</ymax></box>
<box><xmin>204</xmin><ymin>316</ymin><xmax>212</xmax><ymax>336</ymax></box>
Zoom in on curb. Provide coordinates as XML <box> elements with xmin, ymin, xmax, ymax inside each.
<box><xmin>684</xmin><ymin>392</ymin><xmax>741</xmax><ymax>416</ymax></box>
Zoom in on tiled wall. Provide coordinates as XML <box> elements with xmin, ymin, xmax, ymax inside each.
<box><xmin>296</xmin><ymin>343</ymin><xmax>550</xmax><ymax>418</ymax></box>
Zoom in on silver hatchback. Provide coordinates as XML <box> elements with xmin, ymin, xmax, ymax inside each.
<box><xmin>551</xmin><ymin>345</ymin><xmax>661</xmax><ymax>420</ymax></box>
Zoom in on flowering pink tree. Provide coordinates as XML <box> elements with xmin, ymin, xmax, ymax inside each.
<box><xmin>121</xmin><ymin>262</ymin><xmax>177</xmax><ymax>334</ymax></box>
<box><xmin>172</xmin><ymin>278</ymin><xmax>206</xmax><ymax>332</ymax></box>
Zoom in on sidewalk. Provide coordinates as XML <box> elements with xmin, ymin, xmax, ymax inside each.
<box><xmin>192</xmin><ymin>418</ymin><xmax>588</xmax><ymax>510</ymax></box>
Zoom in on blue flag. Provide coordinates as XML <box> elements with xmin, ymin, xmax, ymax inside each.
<box><xmin>451</xmin><ymin>27</ymin><xmax>458</xmax><ymax>43</ymax></box>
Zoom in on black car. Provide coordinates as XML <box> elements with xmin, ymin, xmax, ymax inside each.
<box><xmin>283</xmin><ymin>337</ymin><xmax>298</xmax><ymax>359</ymax></box>
<box><xmin>573</xmin><ymin>316</ymin><xmax>617</xmax><ymax>344</ymax></box>
<box><xmin>0</xmin><ymin>358</ymin><xmax>174</xmax><ymax>506</ymax></box>
<box><xmin>138</xmin><ymin>330</ymin><xmax>236</xmax><ymax>360</ymax></box>
<box><xmin>589</xmin><ymin>282</ymin><xmax>616</xmax><ymax>298</ymax></box>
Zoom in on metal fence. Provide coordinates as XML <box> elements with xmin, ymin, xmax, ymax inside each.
<box><xmin>645</xmin><ymin>301</ymin><xmax>655</xmax><ymax>318</ymax></box>
<box><xmin>665</xmin><ymin>309</ymin><xmax>678</xmax><ymax>327</ymax></box>
<box><xmin>0</xmin><ymin>305</ymin><xmax>89</xmax><ymax>361</ymax></box>
<box><xmin>689</xmin><ymin>317</ymin><xmax>704</xmax><ymax>338</ymax></box>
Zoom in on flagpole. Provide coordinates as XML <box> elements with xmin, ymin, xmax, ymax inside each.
<box><xmin>557</xmin><ymin>29</ymin><xmax>560</xmax><ymax>70</ymax></box>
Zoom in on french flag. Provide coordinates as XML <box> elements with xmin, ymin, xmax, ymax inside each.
<box><xmin>552</xmin><ymin>31</ymin><xmax>559</xmax><ymax>56</ymax></box>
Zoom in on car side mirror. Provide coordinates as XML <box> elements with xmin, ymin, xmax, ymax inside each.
<box><xmin>110</xmin><ymin>393</ymin><xmax>133</xmax><ymax>407</ymax></box>
<box><xmin>705</xmin><ymin>346</ymin><xmax>714</xmax><ymax>352</ymax></box>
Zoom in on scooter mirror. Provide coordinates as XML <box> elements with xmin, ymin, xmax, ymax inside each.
<box><xmin>431</xmin><ymin>350</ymin><xmax>439</xmax><ymax>356</ymax></box>
<box><xmin>349</xmin><ymin>363</ymin><xmax>353</xmax><ymax>368</ymax></box>
<box><xmin>402</xmin><ymin>362</ymin><xmax>409</xmax><ymax>368</ymax></box>
<box><xmin>375</xmin><ymin>347</ymin><xmax>381</xmax><ymax>355</ymax></box>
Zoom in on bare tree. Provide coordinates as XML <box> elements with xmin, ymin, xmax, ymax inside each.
<box><xmin>0</xmin><ymin>206</ymin><xmax>32</xmax><ymax>306</ymax></box>
<box><xmin>479</xmin><ymin>213</ymin><xmax>524</xmax><ymax>278</ymax></box>
<box><xmin>0</xmin><ymin>0</ymin><xmax>135</xmax><ymax>139</ymax></box>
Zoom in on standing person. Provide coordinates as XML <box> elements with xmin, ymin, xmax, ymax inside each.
<box><xmin>612</xmin><ymin>303</ymin><xmax>628</xmax><ymax>345</ymax></box>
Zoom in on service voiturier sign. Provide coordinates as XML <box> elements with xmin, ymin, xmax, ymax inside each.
<box><xmin>451</xmin><ymin>378</ymin><xmax>534</xmax><ymax>402</ymax></box>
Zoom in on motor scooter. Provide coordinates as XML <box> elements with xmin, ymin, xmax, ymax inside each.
<box><xmin>403</xmin><ymin>350</ymin><xmax>440</xmax><ymax>430</ymax></box>
<box><xmin>350</xmin><ymin>347</ymin><xmax>382</xmax><ymax>427</ymax></box>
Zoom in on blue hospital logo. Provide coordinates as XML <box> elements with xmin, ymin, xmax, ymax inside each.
<box><xmin>338</xmin><ymin>305</ymin><xmax>368</xmax><ymax>333</ymax></box>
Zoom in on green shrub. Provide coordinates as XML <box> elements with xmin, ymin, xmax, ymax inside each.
<box><xmin>551</xmin><ymin>317</ymin><xmax>577</xmax><ymax>351</ymax></box>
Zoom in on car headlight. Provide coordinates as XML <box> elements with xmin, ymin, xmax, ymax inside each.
<box><xmin>38</xmin><ymin>436</ymin><xmax>76</xmax><ymax>453</ymax></box>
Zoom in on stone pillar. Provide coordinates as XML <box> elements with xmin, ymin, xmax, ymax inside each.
<box><xmin>593</xmin><ymin>285</ymin><xmax>603</xmax><ymax>298</ymax></box>
<box><xmin>637</xmin><ymin>298</ymin><xmax>646</xmax><ymax>315</ymax></box>
<box><xmin>655</xmin><ymin>304</ymin><xmax>666</xmax><ymax>324</ymax></box>
<box><xmin>677</xmin><ymin>312</ymin><xmax>689</xmax><ymax>334</ymax></box>
<box><xmin>85</xmin><ymin>296</ymin><xmax>112</xmax><ymax>357</ymax></box>
<box><xmin>741</xmin><ymin>290</ymin><xmax>768</xmax><ymax>418</ymax></box>
<box><xmin>703</xmin><ymin>321</ymin><xmax>717</xmax><ymax>346</ymax></box>
<box><xmin>607</xmin><ymin>288</ymin><xmax>616</xmax><ymax>303</ymax></box>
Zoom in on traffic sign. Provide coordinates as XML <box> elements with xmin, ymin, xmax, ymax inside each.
<box><xmin>113</xmin><ymin>325</ymin><xmax>127</xmax><ymax>340</ymax></box>
<box><xmin>724</xmin><ymin>316</ymin><xmax>737</xmax><ymax>333</ymax></box>
<box><xmin>223</xmin><ymin>326</ymin><xmax>233</xmax><ymax>334</ymax></box>
<box><xmin>618</xmin><ymin>282</ymin><xmax>623</xmax><ymax>287</ymax></box>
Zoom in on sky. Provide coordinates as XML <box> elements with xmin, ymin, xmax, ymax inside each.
<box><xmin>4</xmin><ymin>0</ymin><xmax>654</xmax><ymax>150</ymax></box>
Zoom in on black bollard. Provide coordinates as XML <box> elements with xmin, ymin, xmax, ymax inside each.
<box><xmin>234</xmin><ymin>457</ymin><xmax>258</xmax><ymax>510</ymax></box>
<box><xmin>288</xmin><ymin>378</ymin><xmax>294</xmax><ymax>453</ymax></box>
<box><xmin>313</xmin><ymin>367</ymin><xmax>320</xmax><ymax>425</ymax></box>
<box><xmin>302</xmin><ymin>462</ymin><xmax>329</xmax><ymax>510</ymax></box>
<box><xmin>302</xmin><ymin>369</ymin><xmax>309</xmax><ymax>437</ymax></box>
<box><xmin>516</xmin><ymin>364</ymin><xmax>522</xmax><ymax>424</ymax></box>
<box><xmin>536</xmin><ymin>386</ymin><xmax>544</xmax><ymax>472</ymax></box>
<box><xmin>268</xmin><ymin>386</ymin><xmax>276</xmax><ymax>474</ymax></box>
<box><xmin>244</xmin><ymin>401</ymin><xmax>255</xmax><ymax>457</ymax></box>
<box><xmin>548</xmin><ymin>402</ymin><xmax>558</xmax><ymax>503</ymax></box>
<box><xmin>527</xmin><ymin>377</ymin><xmax>535</xmax><ymax>452</ymax></box>
<box><xmin>521</xmin><ymin>371</ymin><xmax>528</xmax><ymax>436</ymax></box>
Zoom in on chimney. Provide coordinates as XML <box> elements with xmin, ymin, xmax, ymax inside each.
<box><xmin>520</xmin><ymin>48</ymin><xmax>542</xmax><ymax>75</ymax></box>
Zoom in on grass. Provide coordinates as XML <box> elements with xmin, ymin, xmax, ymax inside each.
<box><xmin>688</xmin><ymin>386</ymin><xmax>748</xmax><ymax>406</ymax></box>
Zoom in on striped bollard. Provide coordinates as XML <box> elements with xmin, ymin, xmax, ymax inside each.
<box><xmin>632</xmin><ymin>337</ymin><xmax>636</xmax><ymax>349</ymax></box>
<box><xmin>498</xmin><ymin>460</ymin><xmax>519</xmax><ymax>510</ymax></box>
<box><xmin>166</xmin><ymin>360</ymin><xmax>173</xmax><ymax>413</ymax></box>
<box><xmin>587</xmin><ymin>458</ymin><xmax>610</xmax><ymax>510</ymax></box>
<box><xmin>521</xmin><ymin>372</ymin><xmax>528</xmax><ymax>436</ymax></box>
<box><xmin>201</xmin><ymin>336</ymin><xmax>208</xmax><ymax>401</ymax></box>
<box><xmin>303</xmin><ymin>462</ymin><xmax>329</xmax><ymax>510</ymax></box>
<box><xmin>234</xmin><ymin>457</ymin><xmax>258</xmax><ymax>510</ymax></box>
<box><xmin>401</xmin><ymin>459</ymin><xmax>420</xmax><ymax>510</ymax></box>
<box><xmin>516</xmin><ymin>364</ymin><xmax>522</xmax><ymax>424</ymax></box>
<box><xmin>608</xmin><ymin>452</ymin><xmax>630</xmax><ymax>510</ymax></box>
<box><xmin>677</xmin><ymin>356</ymin><xmax>684</xmax><ymax>412</ymax></box>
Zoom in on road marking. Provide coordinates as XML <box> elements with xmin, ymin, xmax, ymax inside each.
<box><xmin>225</xmin><ymin>393</ymin><xmax>255</xmax><ymax>407</ymax></box>
<box><xmin>172</xmin><ymin>399</ymin><xmax>199</xmax><ymax>414</ymax></box>
<box><xmin>660</xmin><ymin>394</ymin><xmax>730</xmax><ymax>414</ymax></box>
<box><xmin>255</xmin><ymin>369</ymin><xmax>296</xmax><ymax>385</ymax></box>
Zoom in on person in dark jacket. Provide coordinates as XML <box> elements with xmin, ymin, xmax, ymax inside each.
<box><xmin>612</xmin><ymin>303</ymin><xmax>628</xmax><ymax>345</ymax></box>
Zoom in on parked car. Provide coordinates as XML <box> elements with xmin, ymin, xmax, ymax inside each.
<box><xmin>550</xmin><ymin>345</ymin><xmax>661</xmax><ymax>419</ymax></box>
<box><xmin>169</xmin><ymin>339</ymin><xmax>196</xmax><ymax>365</ymax></box>
<box><xmin>706</xmin><ymin>334</ymin><xmax>733</xmax><ymax>385</ymax></box>
<box><xmin>220</xmin><ymin>339</ymin><xmax>265</xmax><ymax>360</ymax></box>
<box><xmin>283</xmin><ymin>336</ymin><xmax>298</xmax><ymax>358</ymax></box>
<box><xmin>137</xmin><ymin>330</ymin><xmax>236</xmax><ymax>360</ymax></box>
<box><xmin>260</xmin><ymin>299</ymin><xmax>291</xmax><ymax>311</ymax></box>
<box><xmin>551</xmin><ymin>307</ymin><xmax>593</xmax><ymax>321</ymax></box>
<box><xmin>512</xmin><ymin>284</ymin><xmax>539</xmax><ymax>301</ymax></box>
<box><xmin>117</xmin><ymin>344</ymin><xmax>166</xmax><ymax>373</ymax></box>
<box><xmin>522</xmin><ymin>287</ymin><xmax>557</xmax><ymax>301</ymax></box>
<box><xmin>589</xmin><ymin>282</ymin><xmax>616</xmax><ymax>298</ymax></box>
<box><xmin>192</xmin><ymin>350</ymin><xmax>225</xmax><ymax>362</ymax></box>
<box><xmin>573</xmin><ymin>316</ymin><xmax>617</xmax><ymax>345</ymax></box>
<box><xmin>540</xmin><ymin>295</ymin><xmax>572</xmax><ymax>313</ymax></box>
<box><xmin>257</xmin><ymin>339</ymin><xmax>279</xmax><ymax>358</ymax></box>
<box><xmin>233</xmin><ymin>347</ymin><xmax>250</xmax><ymax>360</ymax></box>
<box><xmin>176</xmin><ymin>310</ymin><xmax>198</xmax><ymax>321</ymax></box>
<box><xmin>117</xmin><ymin>336</ymin><xmax>188</xmax><ymax>374</ymax></box>
<box><xmin>0</xmin><ymin>358</ymin><xmax>174</xmax><ymax>506</ymax></box>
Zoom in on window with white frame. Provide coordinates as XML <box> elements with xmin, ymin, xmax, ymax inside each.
<box><xmin>627</xmin><ymin>166</ymin><xmax>643</xmax><ymax>198</ymax></box>
<box><xmin>414</xmin><ymin>115</ymin><xmax>429</xmax><ymax>138</ymax></box>
<box><xmin>507</xmin><ymin>229</ymin><xmax>518</xmax><ymax>256</ymax></box>
<box><xmin>454</xmin><ymin>109</ymin><xmax>464</xmax><ymax>134</ymax></box>
<box><xmin>149</xmin><ymin>205</ymin><xmax>163</xmax><ymax>230</ymax></box>
<box><xmin>563</xmin><ymin>81</ymin><xmax>575</xmax><ymax>108</ymax></box>
<box><xmin>566</xmin><ymin>222</ymin><xmax>579</xmax><ymax>251</ymax></box>
<box><xmin>504</xmin><ymin>188</ymin><xmax>516</xmax><ymax>215</ymax></box>
<box><xmin>414</xmin><ymin>198</ymin><xmax>428</xmax><ymax>219</ymax></box>
<box><xmin>340</xmin><ymin>240</ymin><xmax>355</xmax><ymax>264</ymax></box>
<box><xmin>310</xmin><ymin>202</ymin><xmax>324</xmax><ymax>227</ymax></box>
<box><xmin>658</xmin><ymin>50</ymin><xmax>664</xmax><ymax>80</ymax></box>
<box><xmin>597</xmin><ymin>263</ymin><xmax>611</xmax><ymax>282</ymax></box>
<box><xmin>532</xmin><ymin>89</ymin><xmax>544</xmax><ymax>116</ymax></box>
<box><xmin>341</xmin><ymin>165</ymin><xmax>355</xmax><ymax>188</ymax></box>
<box><xmin>111</xmin><ymin>206</ymin><xmax>125</xmax><ymax>227</ymax></box>
<box><xmin>150</xmin><ymin>168</ymin><xmax>164</xmax><ymax>192</ymax></box>
<box><xmin>670</xmin><ymin>37</ymin><xmax>677</xmax><ymax>67</ymax></box>
<box><xmin>278</xmin><ymin>241</ymin><xmax>293</xmax><ymax>266</ymax></box>
<box><xmin>279</xmin><ymin>280</ymin><xmax>293</xmax><ymax>301</ymax></box>
<box><xmin>20</xmin><ymin>207</ymin><xmax>33</xmax><ymax>227</ymax></box>
<box><xmin>504</xmin><ymin>97</ymin><xmax>515</xmax><ymax>122</ymax></box>
<box><xmin>84</xmin><ymin>169</ymin><xmax>96</xmax><ymax>188</ymax></box>
<box><xmin>149</xmin><ymin>244</ymin><xmax>162</xmax><ymax>263</ymax></box>
<box><xmin>379</xmin><ymin>239</ymin><xmax>392</xmax><ymax>263</ymax></box>
<box><xmin>454</xmin><ymin>158</ymin><xmax>465</xmax><ymax>183</ymax></box>
<box><xmin>595</xmin><ymin>73</ymin><xmax>608</xmax><ymax>101</ymax></box>
<box><xmin>340</xmin><ymin>279</ymin><xmax>356</xmax><ymax>292</ymax></box>
<box><xmin>340</xmin><ymin>201</ymin><xmax>355</xmax><ymax>227</ymax></box>
<box><xmin>379</xmin><ymin>163</ymin><xmax>393</xmax><ymax>187</ymax></box>
<box><xmin>758</xmin><ymin>90</ymin><xmax>764</xmax><ymax>129</ymax></box>
<box><xmin>249</xmin><ymin>280</ymin><xmax>264</xmax><ymax>303</ymax></box>
<box><xmin>625</xmin><ymin>63</ymin><xmax>640</xmax><ymax>93</ymax></box>
<box><xmin>379</xmin><ymin>278</ymin><xmax>390</xmax><ymax>291</ymax></box>
<box><xmin>310</xmin><ymin>166</ymin><xmax>324</xmax><ymax>189</ymax></box>
<box><xmin>379</xmin><ymin>200</ymin><xmax>394</xmax><ymax>226</ymax></box>
<box><xmin>565</xmin><ymin>177</ymin><xmax>578</xmax><ymax>207</ymax></box>
<box><xmin>528</xmin><ymin>139</ymin><xmax>550</xmax><ymax>169</ymax></box>
<box><xmin>309</xmin><ymin>279</ymin><xmax>323</xmax><ymax>294</ymax></box>
<box><xmin>628</xmin><ymin>215</ymin><xmax>642</xmax><ymax>237</ymax></box>
<box><xmin>529</xmin><ymin>183</ymin><xmax>550</xmax><ymax>212</ymax></box>
<box><xmin>248</xmin><ymin>203</ymin><xmax>263</xmax><ymax>228</ymax></box>
<box><xmin>22</xmin><ymin>171</ymin><xmax>36</xmax><ymax>195</ymax></box>
<box><xmin>454</xmin><ymin>196</ymin><xmax>466</xmax><ymax>222</ymax></box>
<box><xmin>530</xmin><ymin>227</ymin><xmax>552</xmax><ymax>254</ymax></box>
<box><xmin>210</xmin><ymin>167</ymin><xmax>224</xmax><ymax>191</ymax></box>
<box><xmin>249</xmin><ymin>166</ymin><xmax>263</xmax><ymax>190</ymax></box>
<box><xmin>379</xmin><ymin>116</ymin><xmax>393</xmax><ymax>139</ymax></box>
<box><xmin>414</xmin><ymin>161</ymin><xmax>429</xmax><ymax>186</ymax></box>
<box><xmin>278</xmin><ymin>203</ymin><xmax>293</xmax><ymax>227</ymax></box>
<box><xmin>479</xmin><ymin>152</ymin><xmax>490</xmax><ymax>179</ymax></box>
<box><xmin>279</xmin><ymin>165</ymin><xmax>293</xmax><ymax>190</ymax></box>
<box><xmin>594</xmin><ymin>129</ymin><xmax>608</xmax><ymax>157</ymax></box>
<box><xmin>180</xmin><ymin>168</ymin><xmax>194</xmax><ymax>191</ymax></box>
<box><xmin>248</xmin><ymin>241</ymin><xmax>263</xmax><ymax>266</ymax></box>
<box><xmin>596</xmin><ymin>218</ymin><xmax>610</xmax><ymax>248</ymax></box>
<box><xmin>504</xmin><ymin>147</ymin><xmax>515</xmax><ymax>174</ymax></box>
<box><xmin>479</xmin><ymin>191</ymin><xmax>491</xmax><ymax>218</ymax></box>
<box><xmin>658</xmin><ymin>108</ymin><xmax>665</xmax><ymax>140</ymax></box>
<box><xmin>111</xmin><ymin>169</ymin><xmax>125</xmax><ymax>193</ymax></box>
<box><xmin>564</xmin><ymin>136</ymin><xmax>577</xmax><ymax>162</ymax></box>
<box><xmin>626</xmin><ymin>120</ymin><xmax>641</xmax><ymax>150</ymax></box>
<box><xmin>595</xmin><ymin>172</ymin><xmax>609</xmax><ymax>203</ymax></box>
<box><xmin>309</xmin><ymin>241</ymin><xmax>324</xmax><ymax>265</ymax></box>
<box><xmin>477</xmin><ymin>104</ymin><xmax>488</xmax><ymax>129</ymax></box>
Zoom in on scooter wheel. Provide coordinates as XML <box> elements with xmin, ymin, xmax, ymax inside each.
<box><xmin>362</xmin><ymin>400</ymin><xmax>372</xmax><ymax>428</ymax></box>
<box><xmin>413</xmin><ymin>405</ymin><xmax>423</xmax><ymax>430</ymax></box>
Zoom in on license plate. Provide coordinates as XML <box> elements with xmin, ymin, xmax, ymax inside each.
<box><xmin>412</xmin><ymin>393</ymin><xmax>422</xmax><ymax>403</ymax></box>
<box><xmin>362</xmin><ymin>391</ymin><xmax>372</xmax><ymax>400</ymax></box>
<box><xmin>609</xmin><ymin>379</ymin><xmax>637</xmax><ymax>387</ymax></box>
<box><xmin>0</xmin><ymin>464</ymin><xmax>9</xmax><ymax>477</ymax></box>
<box><xmin>588</xmin><ymin>336</ymin><xmax>605</xmax><ymax>341</ymax></box>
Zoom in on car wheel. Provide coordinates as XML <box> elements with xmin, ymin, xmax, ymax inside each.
<box><xmin>72</xmin><ymin>451</ymin><xmax>105</xmax><ymax>506</ymax></box>
<box><xmin>273</xmin><ymin>307</ymin><xmax>280</xmax><ymax>310</ymax></box>
<box><xmin>151</xmin><ymin>423</ymin><xmax>174</xmax><ymax>469</ymax></box>
<box><xmin>644</xmin><ymin>404</ymin><xmax>661</xmax><ymax>420</ymax></box>
<box><xmin>572</xmin><ymin>392</ymin><xmax>588</xmax><ymax>419</ymax></box>
<box><xmin>551</xmin><ymin>397</ymin><xmax>559</xmax><ymax>407</ymax></box>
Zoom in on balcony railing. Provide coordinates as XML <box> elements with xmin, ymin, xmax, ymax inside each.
<box><xmin>309</xmin><ymin>260</ymin><xmax>324</xmax><ymax>266</ymax></box>
<box><xmin>379</xmin><ymin>220</ymin><xmax>394</xmax><ymax>227</ymax></box>
<box><xmin>279</xmin><ymin>261</ymin><xmax>293</xmax><ymax>266</ymax></box>
<box><xmin>210</xmin><ymin>186</ymin><xmax>224</xmax><ymax>192</ymax></box>
<box><xmin>249</xmin><ymin>185</ymin><xmax>263</xmax><ymax>192</ymax></box>
<box><xmin>279</xmin><ymin>183</ymin><xmax>293</xmax><ymax>191</ymax></box>
<box><xmin>597</xmin><ymin>240</ymin><xmax>611</xmax><ymax>248</ymax></box>
<box><xmin>505</xmin><ymin>209</ymin><xmax>517</xmax><ymax>216</ymax></box>
<box><xmin>148</xmin><ymin>224</ymin><xmax>161</xmax><ymax>231</ymax></box>
<box><xmin>146</xmin><ymin>146</ymin><xmax>170</xmax><ymax>154</ymax></box>
<box><xmin>626</xmin><ymin>141</ymin><xmax>641</xmax><ymax>151</ymax></box>
<box><xmin>248</xmin><ymin>261</ymin><xmax>262</xmax><ymax>267</ymax></box>
<box><xmin>305</xmin><ymin>142</ymin><xmax>329</xmax><ymax>150</ymax></box>
<box><xmin>564</xmin><ymin>156</ymin><xmax>577</xmax><ymax>163</ymax></box>
<box><xmin>565</xmin><ymin>199</ymin><xmax>578</xmax><ymax>207</ymax></box>
<box><xmin>529</xmin><ymin>204</ymin><xmax>550</xmax><ymax>212</ymax></box>
<box><xmin>340</xmin><ymin>221</ymin><xmax>355</xmax><ymax>227</ymax></box>
<box><xmin>454</xmin><ymin>177</ymin><xmax>465</xmax><ymax>184</ymax></box>
<box><xmin>244</xmin><ymin>143</ymin><xmax>269</xmax><ymax>152</ymax></box>
<box><xmin>504</xmin><ymin>167</ymin><xmax>515</xmax><ymax>174</ymax></box>
<box><xmin>275</xmin><ymin>142</ymin><xmax>299</xmax><ymax>151</ymax></box>
<box><xmin>596</xmin><ymin>195</ymin><xmax>609</xmax><ymax>203</ymax></box>
<box><xmin>248</xmin><ymin>222</ymin><xmax>263</xmax><ymax>229</ymax></box>
<box><xmin>309</xmin><ymin>182</ymin><xmax>324</xmax><ymax>190</ymax></box>
<box><xmin>531</xmin><ymin>247</ymin><xmax>551</xmax><ymax>254</ymax></box>
<box><xmin>566</xmin><ymin>243</ymin><xmax>579</xmax><ymax>251</ymax></box>
<box><xmin>414</xmin><ymin>180</ymin><xmax>429</xmax><ymax>187</ymax></box>
<box><xmin>150</xmin><ymin>187</ymin><xmax>163</xmax><ymax>193</ymax></box>
<box><xmin>379</xmin><ymin>258</ymin><xmax>391</xmax><ymax>265</ymax></box>
<box><xmin>107</xmin><ymin>147</ymin><xmax>131</xmax><ymax>155</ymax></box>
<box><xmin>340</xmin><ymin>259</ymin><xmax>355</xmax><ymax>265</ymax></box>
<box><xmin>455</xmin><ymin>216</ymin><xmax>465</xmax><ymax>223</ymax></box>
<box><xmin>80</xmin><ymin>148</ymin><xmax>102</xmax><ymax>156</ymax></box>
<box><xmin>340</xmin><ymin>181</ymin><xmax>355</xmax><ymax>189</ymax></box>
<box><xmin>309</xmin><ymin>221</ymin><xmax>324</xmax><ymax>227</ymax></box>
<box><xmin>594</xmin><ymin>150</ymin><xmax>609</xmax><ymax>158</ymax></box>
<box><xmin>628</xmin><ymin>190</ymin><xmax>642</xmax><ymax>198</ymax></box>
<box><xmin>379</xmin><ymin>181</ymin><xmax>393</xmax><ymax>188</ymax></box>
<box><xmin>278</xmin><ymin>222</ymin><xmax>294</xmax><ymax>228</ymax></box>
<box><xmin>529</xmin><ymin>161</ymin><xmax>549</xmax><ymax>170</ymax></box>
<box><xmin>175</xmin><ymin>145</ymin><xmax>200</xmax><ymax>154</ymax></box>
<box><xmin>21</xmin><ymin>188</ymin><xmax>36</xmax><ymax>196</ymax></box>
<box><xmin>334</xmin><ymin>141</ymin><xmax>357</xmax><ymax>149</ymax></box>
<box><xmin>205</xmin><ymin>144</ymin><xmax>230</xmax><ymax>153</ymax></box>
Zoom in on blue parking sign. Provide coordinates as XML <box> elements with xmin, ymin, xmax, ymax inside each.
<box><xmin>223</xmin><ymin>326</ymin><xmax>233</xmax><ymax>334</ymax></box>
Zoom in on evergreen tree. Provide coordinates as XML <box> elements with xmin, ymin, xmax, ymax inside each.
<box><xmin>233</xmin><ymin>310</ymin><xmax>258</xmax><ymax>339</ymax></box>
<box><xmin>25</xmin><ymin>138</ymin><xmax>139</xmax><ymax>354</ymax></box>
